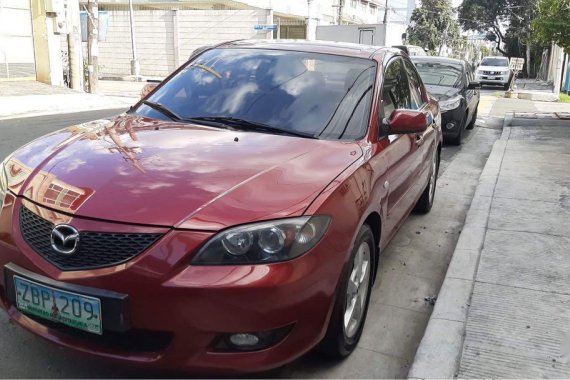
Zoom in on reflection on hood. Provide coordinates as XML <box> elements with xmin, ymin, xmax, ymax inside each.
<box><xmin>425</xmin><ymin>85</ymin><xmax>461</xmax><ymax>101</ymax></box>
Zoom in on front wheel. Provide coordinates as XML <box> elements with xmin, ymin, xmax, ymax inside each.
<box><xmin>466</xmin><ymin>106</ymin><xmax>478</xmax><ymax>130</ymax></box>
<box><xmin>414</xmin><ymin>148</ymin><xmax>439</xmax><ymax>214</ymax></box>
<box><xmin>319</xmin><ymin>224</ymin><xmax>375</xmax><ymax>359</ymax></box>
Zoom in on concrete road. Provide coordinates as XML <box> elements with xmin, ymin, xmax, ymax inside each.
<box><xmin>0</xmin><ymin>104</ymin><xmax>501</xmax><ymax>378</ymax></box>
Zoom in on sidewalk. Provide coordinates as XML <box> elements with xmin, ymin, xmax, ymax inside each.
<box><xmin>0</xmin><ymin>80</ymin><xmax>143</xmax><ymax>120</ymax></box>
<box><xmin>409</xmin><ymin>110</ymin><xmax>570</xmax><ymax>378</ymax></box>
<box><xmin>511</xmin><ymin>78</ymin><xmax>559</xmax><ymax>102</ymax></box>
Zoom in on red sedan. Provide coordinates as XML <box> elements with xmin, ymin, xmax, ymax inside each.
<box><xmin>0</xmin><ymin>40</ymin><xmax>441</xmax><ymax>373</ymax></box>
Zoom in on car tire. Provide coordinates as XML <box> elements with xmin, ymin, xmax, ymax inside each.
<box><xmin>503</xmin><ymin>83</ymin><xmax>510</xmax><ymax>91</ymax></box>
<box><xmin>319</xmin><ymin>224</ymin><xmax>375</xmax><ymax>359</ymax></box>
<box><xmin>466</xmin><ymin>106</ymin><xmax>478</xmax><ymax>130</ymax></box>
<box><xmin>414</xmin><ymin>148</ymin><xmax>439</xmax><ymax>214</ymax></box>
<box><xmin>448</xmin><ymin>114</ymin><xmax>466</xmax><ymax>145</ymax></box>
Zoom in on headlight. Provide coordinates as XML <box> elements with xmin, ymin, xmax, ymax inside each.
<box><xmin>192</xmin><ymin>215</ymin><xmax>331</xmax><ymax>265</ymax></box>
<box><xmin>439</xmin><ymin>97</ymin><xmax>462</xmax><ymax>112</ymax></box>
<box><xmin>0</xmin><ymin>158</ymin><xmax>8</xmax><ymax>211</ymax></box>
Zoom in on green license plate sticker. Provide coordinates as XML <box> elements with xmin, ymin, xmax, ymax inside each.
<box><xmin>14</xmin><ymin>275</ymin><xmax>102</xmax><ymax>335</ymax></box>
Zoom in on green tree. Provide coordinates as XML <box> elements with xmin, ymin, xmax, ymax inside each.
<box><xmin>460</xmin><ymin>0</ymin><xmax>542</xmax><ymax>76</ymax></box>
<box><xmin>459</xmin><ymin>0</ymin><xmax>511</xmax><ymax>55</ymax></box>
<box><xmin>407</xmin><ymin>0</ymin><xmax>461</xmax><ymax>55</ymax></box>
<box><xmin>532</xmin><ymin>0</ymin><xmax>570</xmax><ymax>53</ymax></box>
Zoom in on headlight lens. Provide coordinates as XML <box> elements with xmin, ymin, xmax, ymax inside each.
<box><xmin>192</xmin><ymin>215</ymin><xmax>331</xmax><ymax>265</ymax></box>
<box><xmin>439</xmin><ymin>97</ymin><xmax>462</xmax><ymax>112</ymax></box>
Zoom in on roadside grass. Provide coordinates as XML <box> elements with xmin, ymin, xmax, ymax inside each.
<box><xmin>560</xmin><ymin>93</ymin><xmax>570</xmax><ymax>103</ymax></box>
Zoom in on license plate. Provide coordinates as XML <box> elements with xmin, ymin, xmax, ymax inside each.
<box><xmin>14</xmin><ymin>275</ymin><xmax>102</xmax><ymax>335</ymax></box>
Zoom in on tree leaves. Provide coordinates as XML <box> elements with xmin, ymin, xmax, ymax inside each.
<box><xmin>406</xmin><ymin>0</ymin><xmax>461</xmax><ymax>54</ymax></box>
<box><xmin>532</xmin><ymin>0</ymin><xmax>570</xmax><ymax>53</ymax></box>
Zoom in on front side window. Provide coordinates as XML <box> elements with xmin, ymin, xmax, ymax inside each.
<box><xmin>404</xmin><ymin>61</ymin><xmax>424</xmax><ymax>109</ymax></box>
<box><xmin>381</xmin><ymin>58</ymin><xmax>412</xmax><ymax>118</ymax></box>
<box><xmin>134</xmin><ymin>48</ymin><xmax>376</xmax><ymax>140</ymax></box>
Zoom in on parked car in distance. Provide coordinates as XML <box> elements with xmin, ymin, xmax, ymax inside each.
<box><xmin>393</xmin><ymin>45</ymin><xmax>427</xmax><ymax>56</ymax></box>
<box><xmin>0</xmin><ymin>41</ymin><xmax>442</xmax><ymax>374</ymax></box>
<box><xmin>475</xmin><ymin>56</ymin><xmax>512</xmax><ymax>90</ymax></box>
<box><xmin>412</xmin><ymin>56</ymin><xmax>480</xmax><ymax>145</ymax></box>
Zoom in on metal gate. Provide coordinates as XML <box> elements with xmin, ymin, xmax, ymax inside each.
<box><xmin>0</xmin><ymin>0</ymin><xmax>36</xmax><ymax>80</ymax></box>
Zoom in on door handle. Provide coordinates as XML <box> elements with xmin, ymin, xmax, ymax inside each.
<box><xmin>415</xmin><ymin>134</ymin><xmax>424</xmax><ymax>146</ymax></box>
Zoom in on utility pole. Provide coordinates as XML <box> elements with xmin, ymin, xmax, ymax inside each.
<box><xmin>67</xmin><ymin>0</ymin><xmax>83</xmax><ymax>91</ymax></box>
<box><xmin>337</xmin><ymin>0</ymin><xmax>344</xmax><ymax>25</ymax></box>
<box><xmin>439</xmin><ymin>27</ymin><xmax>448</xmax><ymax>56</ymax></box>
<box><xmin>87</xmin><ymin>0</ymin><xmax>98</xmax><ymax>93</ymax></box>
<box><xmin>128</xmin><ymin>0</ymin><xmax>140</xmax><ymax>78</ymax></box>
<box><xmin>383</xmin><ymin>0</ymin><xmax>389</xmax><ymax>24</ymax></box>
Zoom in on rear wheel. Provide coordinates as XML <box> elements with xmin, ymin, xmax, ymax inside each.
<box><xmin>319</xmin><ymin>224</ymin><xmax>375</xmax><ymax>359</ymax></box>
<box><xmin>414</xmin><ymin>148</ymin><xmax>439</xmax><ymax>214</ymax></box>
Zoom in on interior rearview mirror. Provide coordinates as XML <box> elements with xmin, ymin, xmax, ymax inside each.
<box><xmin>387</xmin><ymin>110</ymin><xmax>429</xmax><ymax>134</ymax></box>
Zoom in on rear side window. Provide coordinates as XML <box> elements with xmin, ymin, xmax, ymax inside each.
<box><xmin>381</xmin><ymin>58</ymin><xmax>412</xmax><ymax>118</ymax></box>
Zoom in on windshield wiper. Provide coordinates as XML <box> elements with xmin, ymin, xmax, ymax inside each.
<box><xmin>141</xmin><ymin>100</ymin><xmax>184</xmax><ymax>122</ymax></box>
<box><xmin>141</xmin><ymin>101</ymin><xmax>232</xmax><ymax>129</ymax></box>
<box><xmin>190</xmin><ymin>117</ymin><xmax>317</xmax><ymax>139</ymax></box>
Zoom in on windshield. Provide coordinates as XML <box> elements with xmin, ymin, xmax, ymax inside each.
<box><xmin>134</xmin><ymin>48</ymin><xmax>377</xmax><ymax>140</ymax></box>
<box><xmin>413</xmin><ymin>61</ymin><xmax>463</xmax><ymax>87</ymax></box>
<box><xmin>480</xmin><ymin>57</ymin><xmax>509</xmax><ymax>67</ymax></box>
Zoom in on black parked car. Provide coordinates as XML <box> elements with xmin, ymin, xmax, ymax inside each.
<box><xmin>412</xmin><ymin>57</ymin><xmax>480</xmax><ymax>145</ymax></box>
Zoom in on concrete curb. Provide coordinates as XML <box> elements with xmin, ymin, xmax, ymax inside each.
<box><xmin>407</xmin><ymin>115</ymin><xmax>512</xmax><ymax>379</ymax></box>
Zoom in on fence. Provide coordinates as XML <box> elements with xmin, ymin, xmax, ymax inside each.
<box><xmin>84</xmin><ymin>9</ymin><xmax>271</xmax><ymax>78</ymax></box>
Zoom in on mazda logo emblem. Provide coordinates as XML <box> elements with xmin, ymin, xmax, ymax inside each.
<box><xmin>50</xmin><ymin>225</ymin><xmax>80</xmax><ymax>255</ymax></box>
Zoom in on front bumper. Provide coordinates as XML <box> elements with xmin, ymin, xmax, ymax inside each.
<box><xmin>475</xmin><ymin>73</ymin><xmax>510</xmax><ymax>85</ymax></box>
<box><xmin>440</xmin><ymin>107</ymin><xmax>465</xmax><ymax>138</ymax></box>
<box><xmin>0</xmin><ymin>196</ymin><xmax>343</xmax><ymax>373</ymax></box>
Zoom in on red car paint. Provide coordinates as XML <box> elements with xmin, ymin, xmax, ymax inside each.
<box><xmin>0</xmin><ymin>40</ymin><xmax>441</xmax><ymax>373</ymax></box>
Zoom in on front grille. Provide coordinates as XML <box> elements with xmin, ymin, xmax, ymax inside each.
<box><xmin>20</xmin><ymin>206</ymin><xmax>163</xmax><ymax>271</ymax></box>
<box><xmin>483</xmin><ymin>70</ymin><xmax>503</xmax><ymax>75</ymax></box>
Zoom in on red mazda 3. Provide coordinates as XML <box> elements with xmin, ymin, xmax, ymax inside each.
<box><xmin>0</xmin><ymin>40</ymin><xmax>441</xmax><ymax>373</ymax></box>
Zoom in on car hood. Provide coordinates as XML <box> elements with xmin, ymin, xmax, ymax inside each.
<box><xmin>10</xmin><ymin>115</ymin><xmax>363</xmax><ymax>230</ymax></box>
<box><xmin>477</xmin><ymin>65</ymin><xmax>509</xmax><ymax>72</ymax></box>
<box><xmin>425</xmin><ymin>85</ymin><xmax>461</xmax><ymax>102</ymax></box>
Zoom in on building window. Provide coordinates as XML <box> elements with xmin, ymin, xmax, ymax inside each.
<box><xmin>351</xmin><ymin>0</ymin><xmax>358</xmax><ymax>8</ymax></box>
<box><xmin>360</xmin><ymin>1</ymin><xmax>367</xmax><ymax>12</ymax></box>
<box><xmin>370</xmin><ymin>4</ymin><xmax>377</xmax><ymax>14</ymax></box>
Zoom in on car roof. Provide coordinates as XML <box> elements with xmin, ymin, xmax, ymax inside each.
<box><xmin>217</xmin><ymin>39</ymin><xmax>400</xmax><ymax>59</ymax></box>
<box><xmin>411</xmin><ymin>56</ymin><xmax>466</xmax><ymax>66</ymax></box>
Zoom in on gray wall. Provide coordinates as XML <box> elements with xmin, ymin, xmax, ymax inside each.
<box><xmin>90</xmin><ymin>9</ymin><xmax>271</xmax><ymax>78</ymax></box>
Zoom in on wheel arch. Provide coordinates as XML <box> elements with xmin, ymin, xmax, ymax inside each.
<box><xmin>363</xmin><ymin>211</ymin><xmax>381</xmax><ymax>282</ymax></box>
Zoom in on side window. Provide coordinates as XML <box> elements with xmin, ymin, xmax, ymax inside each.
<box><xmin>381</xmin><ymin>58</ymin><xmax>412</xmax><ymax>118</ymax></box>
<box><xmin>466</xmin><ymin>63</ymin><xmax>474</xmax><ymax>82</ymax></box>
<box><xmin>404</xmin><ymin>60</ymin><xmax>424</xmax><ymax>109</ymax></box>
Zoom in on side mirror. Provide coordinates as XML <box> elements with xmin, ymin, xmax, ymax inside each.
<box><xmin>140</xmin><ymin>83</ymin><xmax>158</xmax><ymax>99</ymax></box>
<box><xmin>387</xmin><ymin>110</ymin><xmax>429</xmax><ymax>134</ymax></box>
<box><xmin>468</xmin><ymin>81</ymin><xmax>481</xmax><ymax>89</ymax></box>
